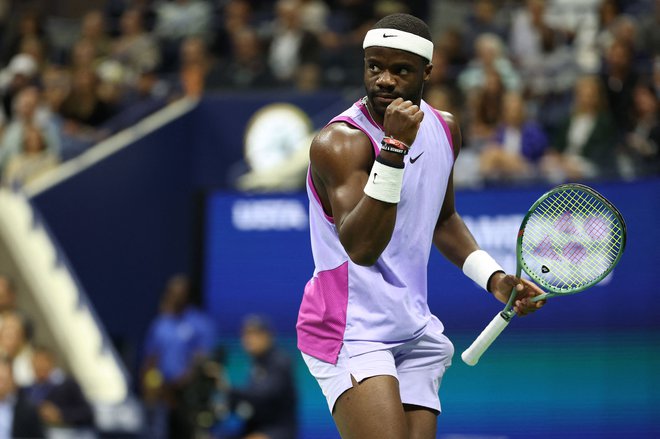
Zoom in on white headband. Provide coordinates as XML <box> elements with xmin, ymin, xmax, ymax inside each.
<box><xmin>363</xmin><ymin>28</ymin><xmax>434</xmax><ymax>61</ymax></box>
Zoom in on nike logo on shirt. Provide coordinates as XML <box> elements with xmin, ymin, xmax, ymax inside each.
<box><xmin>409</xmin><ymin>152</ymin><xmax>424</xmax><ymax>164</ymax></box>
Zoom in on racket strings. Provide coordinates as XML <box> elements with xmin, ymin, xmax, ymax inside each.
<box><xmin>520</xmin><ymin>188</ymin><xmax>624</xmax><ymax>291</ymax></box>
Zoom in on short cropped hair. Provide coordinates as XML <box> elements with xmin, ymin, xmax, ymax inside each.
<box><xmin>371</xmin><ymin>13</ymin><xmax>432</xmax><ymax>43</ymax></box>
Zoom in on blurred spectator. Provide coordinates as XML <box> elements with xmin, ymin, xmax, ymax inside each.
<box><xmin>509</xmin><ymin>0</ymin><xmax>548</xmax><ymax>69</ymax></box>
<box><xmin>311</xmin><ymin>0</ymin><xmax>376</xmax><ymax>87</ymax></box>
<box><xmin>639</xmin><ymin>0</ymin><xmax>660</xmax><ymax>62</ymax></box>
<box><xmin>211</xmin><ymin>0</ymin><xmax>255</xmax><ymax>60</ymax></box>
<box><xmin>215</xmin><ymin>28</ymin><xmax>275</xmax><ymax>90</ymax></box>
<box><xmin>28</xmin><ymin>345</ymin><xmax>96</xmax><ymax>439</ymax></box>
<box><xmin>298</xmin><ymin>0</ymin><xmax>330</xmax><ymax>34</ymax></box>
<box><xmin>0</xmin><ymin>311</ymin><xmax>35</xmax><ymax>387</ymax></box>
<box><xmin>0</xmin><ymin>355</ymin><xmax>44</xmax><ymax>439</ymax></box>
<box><xmin>479</xmin><ymin>92</ymin><xmax>549</xmax><ymax>183</ymax></box>
<box><xmin>263</xmin><ymin>0</ymin><xmax>322</xmax><ymax>90</ymax></box>
<box><xmin>18</xmin><ymin>35</ymin><xmax>48</xmax><ymax>73</ymax></box>
<box><xmin>525</xmin><ymin>25</ymin><xmax>579</xmax><ymax>134</ymax></box>
<box><xmin>0</xmin><ymin>9</ymin><xmax>47</xmax><ymax>65</ymax></box>
<box><xmin>0</xmin><ymin>275</ymin><xmax>17</xmax><ymax>323</ymax></box>
<box><xmin>77</xmin><ymin>10</ymin><xmax>113</xmax><ymax>60</ymax></box>
<box><xmin>0</xmin><ymin>86</ymin><xmax>61</xmax><ymax>174</ymax></box>
<box><xmin>105</xmin><ymin>0</ymin><xmax>157</xmax><ymax>37</ymax></box>
<box><xmin>427</xmin><ymin>44</ymin><xmax>460</xmax><ymax>96</ymax></box>
<box><xmin>154</xmin><ymin>0</ymin><xmax>213</xmax><ymax>72</ymax></box>
<box><xmin>600</xmin><ymin>39</ymin><xmax>640</xmax><ymax>137</ymax></box>
<box><xmin>59</xmin><ymin>68</ymin><xmax>116</xmax><ymax>130</ymax></box>
<box><xmin>41</xmin><ymin>66</ymin><xmax>71</xmax><ymax>115</ymax></box>
<box><xmin>175</xmin><ymin>36</ymin><xmax>223</xmax><ymax>97</ymax></box>
<box><xmin>435</xmin><ymin>28</ymin><xmax>470</xmax><ymax>77</ymax></box>
<box><xmin>596</xmin><ymin>0</ymin><xmax>621</xmax><ymax>52</ymax></box>
<box><xmin>111</xmin><ymin>7</ymin><xmax>161</xmax><ymax>84</ymax></box>
<box><xmin>465</xmin><ymin>68</ymin><xmax>506</xmax><ymax>150</ymax></box>
<box><xmin>142</xmin><ymin>274</ymin><xmax>216</xmax><ymax>439</ymax></box>
<box><xmin>462</xmin><ymin>0</ymin><xmax>507</xmax><ymax>59</ymax></box>
<box><xmin>0</xmin><ymin>53</ymin><xmax>39</xmax><ymax>120</ymax></box>
<box><xmin>622</xmin><ymin>83</ymin><xmax>660</xmax><ymax>177</ymax></box>
<box><xmin>1</xmin><ymin>124</ymin><xmax>59</xmax><ymax>187</ymax></box>
<box><xmin>154</xmin><ymin>0</ymin><xmax>213</xmax><ymax>43</ymax></box>
<box><xmin>228</xmin><ymin>314</ymin><xmax>297</xmax><ymax>439</ymax></box>
<box><xmin>458</xmin><ymin>33</ymin><xmax>521</xmax><ymax>95</ymax></box>
<box><xmin>541</xmin><ymin>76</ymin><xmax>617</xmax><ymax>182</ymax></box>
<box><xmin>69</xmin><ymin>39</ymin><xmax>102</xmax><ymax>74</ymax></box>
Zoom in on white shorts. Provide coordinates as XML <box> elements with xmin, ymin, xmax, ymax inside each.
<box><xmin>302</xmin><ymin>327</ymin><xmax>454</xmax><ymax>413</ymax></box>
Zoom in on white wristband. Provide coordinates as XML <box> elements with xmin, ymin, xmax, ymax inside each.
<box><xmin>462</xmin><ymin>250</ymin><xmax>504</xmax><ymax>292</ymax></box>
<box><xmin>363</xmin><ymin>158</ymin><xmax>404</xmax><ymax>204</ymax></box>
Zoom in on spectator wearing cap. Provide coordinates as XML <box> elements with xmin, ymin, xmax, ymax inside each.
<box><xmin>227</xmin><ymin>314</ymin><xmax>297</xmax><ymax>439</ymax></box>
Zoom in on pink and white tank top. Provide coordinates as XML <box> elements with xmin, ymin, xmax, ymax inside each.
<box><xmin>297</xmin><ymin>98</ymin><xmax>455</xmax><ymax>364</ymax></box>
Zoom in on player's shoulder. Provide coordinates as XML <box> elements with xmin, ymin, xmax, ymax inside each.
<box><xmin>311</xmin><ymin>121</ymin><xmax>373</xmax><ymax>160</ymax></box>
<box><xmin>310</xmin><ymin>121</ymin><xmax>374</xmax><ymax>179</ymax></box>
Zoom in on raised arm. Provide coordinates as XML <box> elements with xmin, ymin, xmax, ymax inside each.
<box><xmin>309</xmin><ymin>99</ymin><xmax>423</xmax><ymax>266</ymax></box>
<box><xmin>310</xmin><ymin>124</ymin><xmax>398</xmax><ymax>266</ymax></box>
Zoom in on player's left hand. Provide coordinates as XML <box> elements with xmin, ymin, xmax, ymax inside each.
<box><xmin>489</xmin><ymin>273</ymin><xmax>546</xmax><ymax>316</ymax></box>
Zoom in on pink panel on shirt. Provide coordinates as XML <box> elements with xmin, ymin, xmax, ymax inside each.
<box><xmin>297</xmin><ymin>261</ymin><xmax>349</xmax><ymax>364</ymax></box>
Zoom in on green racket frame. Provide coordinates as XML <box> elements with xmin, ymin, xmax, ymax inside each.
<box><xmin>462</xmin><ymin>183</ymin><xmax>627</xmax><ymax>366</ymax></box>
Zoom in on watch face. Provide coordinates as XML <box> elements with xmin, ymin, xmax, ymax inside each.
<box><xmin>243</xmin><ymin>103</ymin><xmax>312</xmax><ymax>171</ymax></box>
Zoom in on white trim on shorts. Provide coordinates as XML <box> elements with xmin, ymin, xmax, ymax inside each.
<box><xmin>301</xmin><ymin>327</ymin><xmax>454</xmax><ymax>413</ymax></box>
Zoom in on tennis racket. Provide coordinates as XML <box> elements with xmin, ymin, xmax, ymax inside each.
<box><xmin>461</xmin><ymin>183</ymin><xmax>626</xmax><ymax>366</ymax></box>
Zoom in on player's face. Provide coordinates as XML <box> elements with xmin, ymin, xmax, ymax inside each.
<box><xmin>364</xmin><ymin>46</ymin><xmax>431</xmax><ymax>117</ymax></box>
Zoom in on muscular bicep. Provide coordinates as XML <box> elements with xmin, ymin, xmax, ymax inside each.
<box><xmin>309</xmin><ymin>123</ymin><xmax>399</xmax><ymax>265</ymax></box>
<box><xmin>309</xmin><ymin>125</ymin><xmax>374</xmax><ymax>226</ymax></box>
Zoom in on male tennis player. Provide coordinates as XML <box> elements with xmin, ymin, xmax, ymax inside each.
<box><xmin>296</xmin><ymin>13</ymin><xmax>545</xmax><ymax>439</ymax></box>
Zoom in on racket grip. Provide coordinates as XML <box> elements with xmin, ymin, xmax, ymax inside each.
<box><xmin>461</xmin><ymin>312</ymin><xmax>511</xmax><ymax>366</ymax></box>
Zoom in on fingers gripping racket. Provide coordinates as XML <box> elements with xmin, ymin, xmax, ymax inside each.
<box><xmin>461</xmin><ymin>183</ymin><xmax>626</xmax><ymax>366</ymax></box>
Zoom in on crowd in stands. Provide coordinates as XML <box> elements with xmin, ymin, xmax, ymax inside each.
<box><xmin>0</xmin><ymin>274</ymin><xmax>95</xmax><ymax>438</ymax></box>
<box><xmin>0</xmin><ymin>0</ymin><xmax>658</xmax><ymax>188</ymax></box>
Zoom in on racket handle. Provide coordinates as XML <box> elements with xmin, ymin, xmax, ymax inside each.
<box><xmin>461</xmin><ymin>312</ymin><xmax>511</xmax><ymax>366</ymax></box>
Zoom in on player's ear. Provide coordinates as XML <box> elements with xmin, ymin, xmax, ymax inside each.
<box><xmin>424</xmin><ymin>62</ymin><xmax>433</xmax><ymax>81</ymax></box>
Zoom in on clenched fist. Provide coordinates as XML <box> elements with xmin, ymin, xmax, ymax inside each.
<box><xmin>383</xmin><ymin>98</ymin><xmax>424</xmax><ymax>147</ymax></box>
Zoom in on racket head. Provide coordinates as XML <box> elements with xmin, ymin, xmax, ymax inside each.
<box><xmin>516</xmin><ymin>183</ymin><xmax>626</xmax><ymax>295</ymax></box>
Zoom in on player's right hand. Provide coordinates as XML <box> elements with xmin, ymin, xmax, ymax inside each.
<box><xmin>383</xmin><ymin>98</ymin><xmax>424</xmax><ymax>147</ymax></box>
